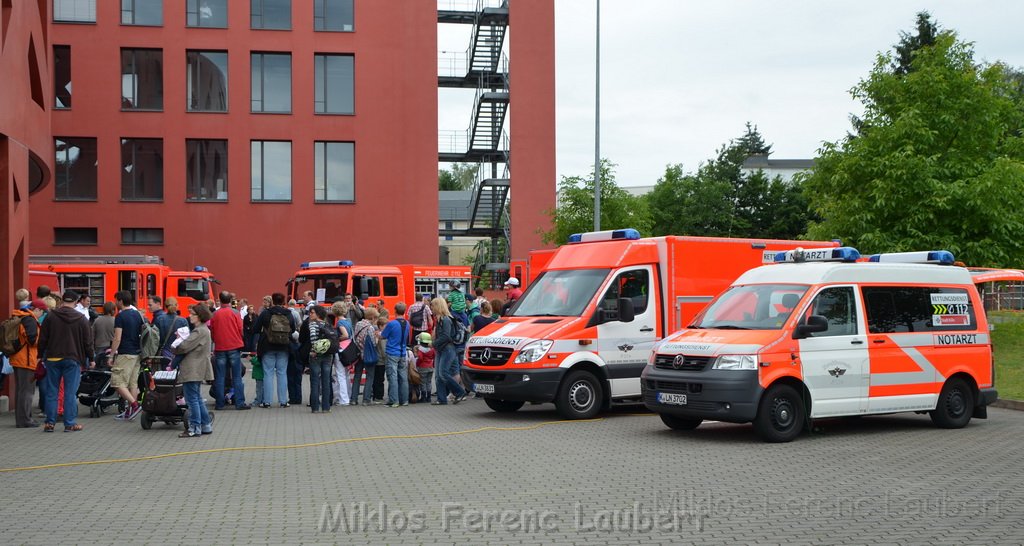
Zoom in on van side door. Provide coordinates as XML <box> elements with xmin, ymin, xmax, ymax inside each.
<box><xmin>595</xmin><ymin>266</ymin><xmax>658</xmax><ymax>398</ymax></box>
<box><xmin>798</xmin><ymin>285</ymin><xmax>869</xmax><ymax>417</ymax></box>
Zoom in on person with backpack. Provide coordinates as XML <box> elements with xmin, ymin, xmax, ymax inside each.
<box><xmin>306</xmin><ymin>306</ymin><xmax>338</xmax><ymax>413</ymax></box>
<box><xmin>380</xmin><ymin>302</ymin><xmax>411</xmax><ymax>407</ymax></box>
<box><xmin>109</xmin><ymin>290</ymin><xmax>146</xmax><ymax>421</ymax></box>
<box><xmin>430</xmin><ymin>297</ymin><xmax>467</xmax><ymax>405</ymax></box>
<box><xmin>37</xmin><ymin>290</ymin><xmax>94</xmax><ymax>432</ymax></box>
<box><xmin>349</xmin><ymin>306</ymin><xmax>380</xmax><ymax>405</ymax></box>
<box><xmin>446</xmin><ymin>280</ymin><xmax>469</xmax><ymax>326</ymax></box>
<box><xmin>406</xmin><ymin>293</ymin><xmax>434</xmax><ymax>348</ymax></box>
<box><xmin>5</xmin><ymin>298</ymin><xmax>47</xmax><ymax>427</ymax></box>
<box><xmin>253</xmin><ymin>292</ymin><xmax>296</xmax><ymax>408</ymax></box>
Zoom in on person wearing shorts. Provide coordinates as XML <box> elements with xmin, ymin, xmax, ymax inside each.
<box><xmin>110</xmin><ymin>290</ymin><xmax>144</xmax><ymax>421</ymax></box>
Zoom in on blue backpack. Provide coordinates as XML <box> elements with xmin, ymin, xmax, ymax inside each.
<box><xmin>360</xmin><ymin>325</ymin><xmax>379</xmax><ymax>365</ymax></box>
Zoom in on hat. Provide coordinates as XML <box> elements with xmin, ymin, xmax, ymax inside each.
<box><xmin>450</xmin><ymin>280</ymin><xmax>462</xmax><ymax>288</ymax></box>
<box><xmin>505</xmin><ymin>277</ymin><xmax>521</xmax><ymax>287</ymax></box>
<box><xmin>30</xmin><ymin>299</ymin><xmax>48</xmax><ymax>311</ymax></box>
<box><xmin>417</xmin><ymin>332</ymin><xmax>432</xmax><ymax>344</ymax></box>
<box><xmin>61</xmin><ymin>289</ymin><xmax>79</xmax><ymax>303</ymax></box>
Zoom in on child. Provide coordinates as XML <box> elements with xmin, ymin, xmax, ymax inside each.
<box><xmin>413</xmin><ymin>332</ymin><xmax>435</xmax><ymax>403</ymax></box>
<box><xmin>250</xmin><ymin>354</ymin><xmax>264</xmax><ymax>407</ymax></box>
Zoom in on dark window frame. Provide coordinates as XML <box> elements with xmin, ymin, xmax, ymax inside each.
<box><xmin>251</xmin><ymin>0</ymin><xmax>291</xmax><ymax>30</ymax></box>
<box><xmin>186</xmin><ymin>139</ymin><xmax>229</xmax><ymax>202</ymax></box>
<box><xmin>121</xmin><ymin>48</ymin><xmax>164</xmax><ymax>111</ymax></box>
<box><xmin>186</xmin><ymin>50</ymin><xmax>229</xmax><ymax>112</ymax></box>
<box><xmin>186</xmin><ymin>0</ymin><xmax>228</xmax><ymax>28</ymax></box>
<box><xmin>54</xmin><ymin>227</ymin><xmax>98</xmax><ymax>246</ymax></box>
<box><xmin>251</xmin><ymin>140</ymin><xmax>292</xmax><ymax>202</ymax></box>
<box><xmin>54</xmin><ymin>137</ymin><xmax>98</xmax><ymax>201</ymax></box>
<box><xmin>121</xmin><ymin>137</ymin><xmax>165</xmax><ymax>202</ymax></box>
<box><xmin>250</xmin><ymin>52</ymin><xmax>292</xmax><ymax>114</ymax></box>
<box><xmin>313</xmin><ymin>141</ymin><xmax>354</xmax><ymax>203</ymax></box>
<box><xmin>121</xmin><ymin>0</ymin><xmax>164</xmax><ymax>26</ymax></box>
<box><xmin>863</xmin><ymin>286</ymin><xmax>977</xmax><ymax>334</ymax></box>
<box><xmin>313</xmin><ymin>0</ymin><xmax>354</xmax><ymax>32</ymax></box>
<box><xmin>314</xmin><ymin>53</ymin><xmax>354</xmax><ymax>115</ymax></box>
<box><xmin>54</xmin><ymin>45</ymin><xmax>72</xmax><ymax>109</ymax></box>
<box><xmin>121</xmin><ymin>228</ymin><xmax>165</xmax><ymax>245</ymax></box>
<box><xmin>53</xmin><ymin>0</ymin><xmax>97</xmax><ymax>24</ymax></box>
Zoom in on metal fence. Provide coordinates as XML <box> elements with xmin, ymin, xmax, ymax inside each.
<box><xmin>980</xmin><ymin>282</ymin><xmax>1024</xmax><ymax>312</ymax></box>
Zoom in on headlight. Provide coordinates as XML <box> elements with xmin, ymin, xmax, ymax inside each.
<box><xmin>514</xmin><ymin>340</ymin><xmax>554</xmax><ymax>363</ymax></box>
<box><xmin>712</xmin><ymin>354</ymin><xmax>758</xmax><ymax>370</ymax></box>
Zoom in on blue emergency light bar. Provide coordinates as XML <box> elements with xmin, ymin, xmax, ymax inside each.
<box><xmin>193</xmin><ymin>265</ymin><xmax>208</xmax><ymax>272</ymax></box>
<box><xmin>774</xmin><ymin>247</ymin><xmax>861</xmax><ymax>263</ymax></box>
<box><xmin>301</xmin><ymin>260</ymin><xmax>355</xmax><ymax>268</ymax></box>
<box><xmin>567</xmin><ymin>228</ymin><xmax>642</xmax><ymax>244</ymax></box>
<box><xmin>867</xmin><ymin>250</ymin><xmax>955</xmax><ymax>265</ymax></box>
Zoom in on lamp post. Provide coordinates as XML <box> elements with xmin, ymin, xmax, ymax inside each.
<box><xmin>593</xmin><ymin>0</ymin><xmax>601</xmax><ymax>231</ymax></box>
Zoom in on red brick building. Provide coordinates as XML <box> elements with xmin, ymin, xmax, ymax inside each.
<box><xmin>25</xmin><ymin>0</ymin><xmax>555</xmax><ymax>300</ymax></box>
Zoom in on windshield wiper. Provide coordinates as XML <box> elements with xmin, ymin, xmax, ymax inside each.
<box><xmin>686</xmin><ymin>324</ymin><xmax>703</xmax><ymax>329</ymax></box>
<box><xmin>711</xmin><ymin>325</ymin><xmax>751</xmax><ymax>330</ymax></box>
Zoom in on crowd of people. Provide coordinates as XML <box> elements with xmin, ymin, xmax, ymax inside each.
<box><xmin>0</xmin><ymin>277</ymin><xmax>524</xmax><ymax>437</ymax></box>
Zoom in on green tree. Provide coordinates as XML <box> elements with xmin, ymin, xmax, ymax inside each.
<box><xmin>647</xmin><ymin>124</ymin><xmax>810</xmax><ymax>239</ymax></box>
<box><xmin>542</xmin><ymin>160</ymin><xmax>652</xmax><ymax>245</ymax></box>
<box><xmin>802</xmin><ymin>30</ymin><xmax>1024</xmax><ymax>267</ymax></box>
<box><xmin>893</xmin><ymin>11</ymin><xmax>939</xmax><ymax>76</ymax></box>
<box><xmin>438</xmin><ymin>162</ymin><xmax>478</xmax><ymax>191</ymax></box>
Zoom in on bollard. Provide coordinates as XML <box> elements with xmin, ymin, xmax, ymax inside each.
<box><xmin>0</xmin><ymin>395</ymin><xmax>9</xmax><ymax>413</ymax></box>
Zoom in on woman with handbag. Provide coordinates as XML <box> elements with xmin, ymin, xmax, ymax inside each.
<box><xmin>349</xmin><ymin>306</ymin><xmax>380</xmax><ymax>405</ymax></box>
<box><xmin>173</xmin><ymin>304</ymin><xmax>216</xmax><ymax>438</ymax></box>
<box><xmin>331</xmin><ymin>302</ymin><xmax>354</xmax><ymax>407</ymax></box>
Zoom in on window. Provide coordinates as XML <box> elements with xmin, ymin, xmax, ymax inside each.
<box><xmin>806</xmin><ymin>287</ymin><xmax>857</xmax><ymax>337</ymax></box>
<box><xmin>383</xmin><ymin>277</ymin><xmax>399</xmax><ymax>297</ymax></box>
<box><xmin>251</xmin><ymin>0</ymin><xmax>290</xmax><ymax>29</ymax></box>
<box><xmin>251</xmin><ymin>141</ymin><xmax>291</xmax><ymax>201</ymax></box>
<box><xmin>251</xmin><ymin>53</ymin><xmax>291</xmax><ymax>113</ymax></box>
<box><xmin>187</xmin><ymin>0</ymin><xmax>227</xmax><ymax>28</ymax></box>
<box><xmin>178</xmin><ymin>278</ymin><xmax>210</xmax><ymax>300</ymax></box>
<box><xmin>54</xmin><ymin>137</ymin><xmax>97</xmax><ymax>200</ymax></box>
<box><xmin>186</xmin><ymin>51</ymin><xmax>228</xmax><ymax>111</ymax></box>
<box><xmin>314</xmin><ymin>141</ymin><xmax>354</xmax><ymax>202</ymax></box>
<box><xmin>444</xmin><ymin>221</ymin><xmax>453</xmax><ymax>241</ymax></box>
<box><xmin>54</xmin><ymin>45</ymin><xmax>72</xmax><ymax>109</ymax></box>
<box><xmin>58</xmin><ymin>273</ymin><xmax>104</xmax><ymax>301</ymax></box>
<box><xmin>121</xmin><ymin>49</ymin><xmax>163</xmax><ymax>110</ymax></box>
<box><xmin>54</xmin><ymin>227</ymin><xmax>97</xmax><ymax>245</ymax></box>
<box><xmin>598</xmin><ymin>269</ymin><xmax>649</xmax><ymax>318</ymax></box>
<box><xmin>122</xmin><ymin>0</ymin><xmax>163</xmax><ymax>26</ymax></box>
<box><xmin>352</xmin><ymin>275</ymin><xmax>380</xmax><ymax>298</ymax></box>
<box><xmin>863</xmin><ymin>286</ymin><xmax>977</xmax><ymax>334</ymax></box>
<box><xmin>314</xmin><ymin>0</ymin><xmax>353</xmax><ymax>31</ymax></box>
<box><xmin>314</xmin><ymin>54</ymin><xmax>353</xmax><ymax>114</ymax></box>
<box><xmin>121</xmin><ymin>228</ymin><xmax>164</xmax><ymax>245</ymax></box>
<box><xmin>54</xmin><ymin>0</ymin><xmax>95</xmax><ymax>23</ymax></box>
<box><xmin>693</xmin><ymin>284</ymin><xmax>810</xmax><ymax>330</ymax></box>
<box><xmin>186</xmin><ymin>139</ymin><xmax>228</xmax><ymax>201</ymax></box>
<box><xmin>121</xmin><ymin>138</ymin><xmax>163</xmax><ymax>201</ymax></box>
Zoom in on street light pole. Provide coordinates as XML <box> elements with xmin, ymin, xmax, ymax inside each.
<box><xmin>594</xmin><ymin>0</ymin><xmax>601</xmax><ymax>231</ymax></box>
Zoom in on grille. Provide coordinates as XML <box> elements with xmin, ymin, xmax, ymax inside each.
<box><xmin>646</xmin><ymin>379</ymin><xmax>703</xmax><ymax>394</ymax></box>
<box><xmin>465</xmin><ymin>371</ymin><xmax>506</xmax><ymax>382</ymax></box>
<box><xmin>467</xmin><ymin>346</ymin><xmax>515</xmax><ymax>366</ymax></box>
<box><xmin>654</xmin><ymin>354</ymin><xmax>711</xmax><ymax>371</ymax></box>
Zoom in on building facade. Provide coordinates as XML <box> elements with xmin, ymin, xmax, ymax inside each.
<box><xmin>30</xmin><ymin>1</ymin><xmax>445</xmax><ymax>300</ymax></box>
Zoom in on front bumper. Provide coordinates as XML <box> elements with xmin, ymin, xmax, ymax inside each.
<box><xmin>462</xmin><ymin>367</ymin><xmax>566</xmax><ymax>404</ymax></box>
<box><xmin>641</xmin><ymin>365</ymin><xmax>762</xmax><ymax>423</ymax></box>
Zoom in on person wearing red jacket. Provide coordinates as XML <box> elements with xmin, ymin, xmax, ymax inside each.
<box><xmin>208</xmin><ymin>291</ymin><xmax>250</xmax><ymax>410</ymax></box>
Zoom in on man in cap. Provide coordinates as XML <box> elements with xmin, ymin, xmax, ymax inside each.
<box><xmin>502</xmin><ymin>277</ymin><xmax>523</xmax><ymax>316</ymax></box>
<box><xmin>37</xmin><ymin>290</ymin><xmax>94</xmax><ymax>432</ymax></box>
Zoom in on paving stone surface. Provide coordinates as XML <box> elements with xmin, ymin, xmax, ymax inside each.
<box><xmin>1</xmin><ymin>374</ymin><xmax>1022</xmax><ymax>545</ymax></box>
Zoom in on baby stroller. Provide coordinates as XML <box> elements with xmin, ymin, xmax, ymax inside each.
<box><xmin>138</xmin><ymin>356</ymin><xmax>188</xmax><ymax>430</ymax></box>
<box><xmin>78</xmin><ymin>368</ymin><xmax>124</xmax><ymax>418</ymax></box>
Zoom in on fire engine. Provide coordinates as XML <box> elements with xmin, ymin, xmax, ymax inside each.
<box><xmin>287</xmin><ymin>261</ymin><xmax>472</xmax><ymax>309</ymax></box>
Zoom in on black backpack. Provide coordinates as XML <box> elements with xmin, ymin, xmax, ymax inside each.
<box><xmin>265</xmin><ymin>311</ymin><xmax>292</xmax><ymax>345</ymax></box>
<box><xmin>450</xmin><ymin>317</ymin><xmax>469</xmax><ymax>346</ymax></box>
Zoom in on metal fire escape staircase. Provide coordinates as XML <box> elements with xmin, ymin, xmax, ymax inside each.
<box><xmin>438</xmin><ymin>0</ymin><xmax>511</xmax><ymax>281</ymax></box>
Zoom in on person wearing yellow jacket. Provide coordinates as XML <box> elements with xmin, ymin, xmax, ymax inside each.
<box><xmin>10</xmin><ymin>299</ymin><xmax>46</xmax><ymax>428</ymax></box>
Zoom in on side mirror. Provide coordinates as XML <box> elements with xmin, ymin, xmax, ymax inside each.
<box><xmin>794</xmin><ymin>315</ymin><xmax>828</xmax><ymax>339</ymax></box>
<box><xmin>617</xmin><ymin>297</ymin><xmax>635</xmax><ymax>323</ymax></box>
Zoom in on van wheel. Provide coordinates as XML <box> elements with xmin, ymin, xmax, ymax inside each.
<box><xmin>485</xmin><ymin>399</ymin><xmax>525</xmax><ymax>413</ymax></box>
<box><xmin>753</xmin><ymin>384</ymin><xmax>804</xmax><ymax>443</ymax></box>
<box><xmin>556</xmin><ymin>371</ymin><xmax>603</xmax><ymax>420</ymax></box>
<box><xmin>660</xmin><ymin>414</ymin><xmax>703</xmax><ymax>430</ymax></box>
<box><xmin>930</xmin><ymin>378</ymin><xmax>974</xmax><ymax>429</ymax></box>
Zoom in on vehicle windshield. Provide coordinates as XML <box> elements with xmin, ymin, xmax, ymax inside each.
<box><xmin>510</xmin><ymin>269</ymin><xmax>610</xmax><ymax>317</ymax></box>
<box><xmin>176</xmin><ymin>278</ymin><xmax>210</xmax><ymax>300</ymax></box>
<box><xmin>292</xmin><ymin>274</ymin><xmax>348</xmax><ymax>301</ymax></box>
<box><xmin>690</xmin><ymin>284</ymin><xmax>809</xmax><ymax>330</ymax></box>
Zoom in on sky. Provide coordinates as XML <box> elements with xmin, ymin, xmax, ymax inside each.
<box><xmin>440</xmin><ymin>1</ymin><xmax>1024</xmax><ymax>189</ymax></box>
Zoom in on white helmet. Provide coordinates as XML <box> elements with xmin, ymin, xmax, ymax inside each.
<box><xmin>312</xmin><ymin>338</ymin><xmax>332</xmax><ymax>354</ymax></box>
<box><xmin>505</xmin><ymin>277</ymin><xmax>521</xmax><ymax>287</ymax></box>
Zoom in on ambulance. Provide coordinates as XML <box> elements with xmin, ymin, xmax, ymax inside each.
<box><xmin>462</xmin><ymin>229</ymin><xmax>839</xmax><ymax>419</ymax></box>
<box><xmin>29</xmin><ymin>255</ymin><xmax>218</xmax><ymax>318</ymax></box>
<box><xmin>642</xmin><ymin>247</ymin><xmax>1005</xmax><ymax>442</ymax></box>
<box><xmin>286</xmin><ymin>261</ymin><xmax>472</xmax><ymax>309</ymax></box>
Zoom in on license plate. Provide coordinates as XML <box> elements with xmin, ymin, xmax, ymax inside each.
<box><xmin>657</xmin><ymin>392</ymin><xmax>687</xmax><ymax>405</ymax></box>
<box><xmin>474</xmin><ymin>383</ymin><xmax>495</xmax><ymax>394</ymax></box>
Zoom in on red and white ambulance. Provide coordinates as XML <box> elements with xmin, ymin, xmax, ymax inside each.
<box><xmin>463</xmin><ymin>229</ymin><xmax>839</xmax><ymax>419</ymax></box>
<box><xmin>642</xmin><ymin>247</ymin><xmax>1006</xmax><ymax>442</ymax></box>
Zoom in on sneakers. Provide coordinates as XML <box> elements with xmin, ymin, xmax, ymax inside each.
<box><xmin>236</xmin><ymin>404</ymin><xmax>252</xmax><ymax>410</ymax></box>
<box><xmin>126</xmin><ymin>404</ymin><xmax>143</xmax><ymax>421</ymax></box>
<box><xmin>386</xmin><ymin>403</ymin><xmax>400</xmax><ymax>408</ymax></box>
<box><xmin>400</xmin><ymin>402</ymin><xmax>409</xmax><ymax>407</ymax></box>
<box><xmin>280</xmin><ymin>403</ymin><xmax>290</xmax><ymax>408</ymax></box>
<box><xmin>260</xmin><ymin>403</ymin><xmax>271</xmax><ymax>408</ymax></box>
<box><xmin>453</xmin><ymin>394</ymin><xmax>467</xmax><ymax>405</ymax></box>
<box><xmin>114</xmin><ymin>409</ymin><xmax>129</xmax><ymax>421</ymax></box>
<box><xmin>349</xmin><ymin>400</ymin><xmax>359</xmax><ymax>406</ymax></box>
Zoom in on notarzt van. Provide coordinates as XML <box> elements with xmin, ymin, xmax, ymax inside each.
<box><xmin>642</xmin><ymin>248</ymin><xmax>1006</xmax><ymax>442</ymax></box>
<box><xmin>463</xmin><ymin>229</ymin><xmax>839</xmax><ymax>419</ymax></box>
